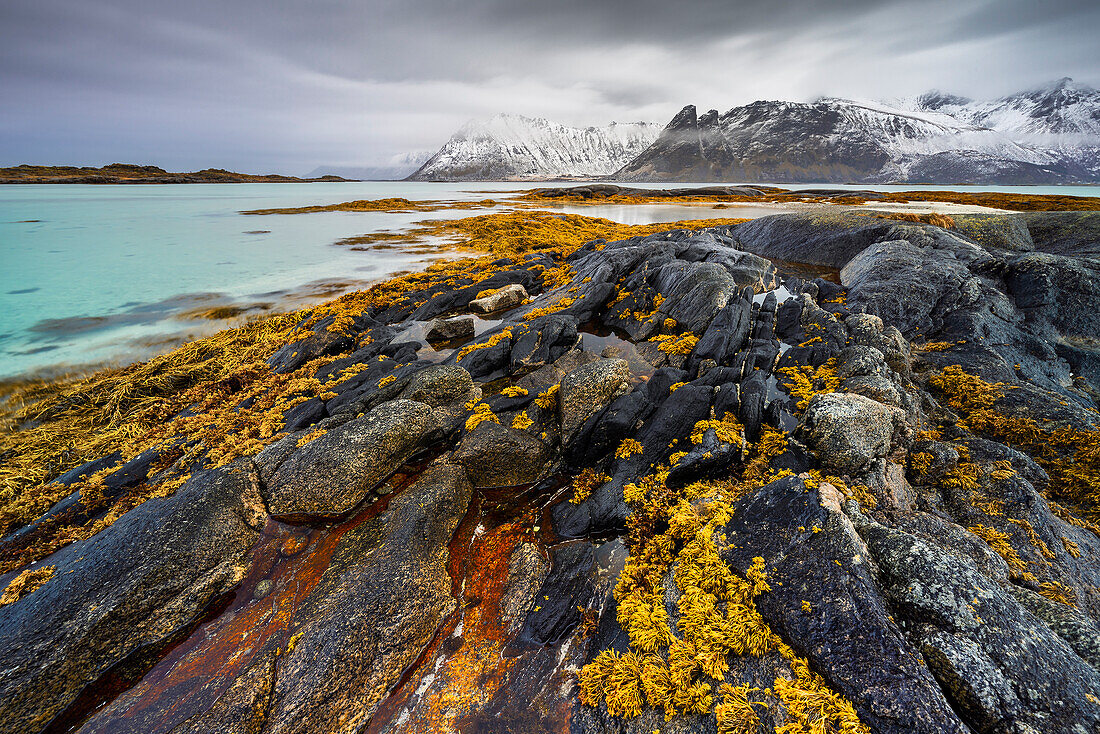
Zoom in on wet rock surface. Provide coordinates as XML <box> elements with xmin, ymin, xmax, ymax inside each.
<box><xmin>263</xmin><ymin>399</ymin><xmax>435</xmax><ymax>518</ymax></box>
<box><xmin>0</xmin><ymin>462</ymin><xmax>264</xmax><ymax>733</ymax></box>
<box><xmin>6</xmin><ymin>209</ymin><xmax>1100</xmax><ymax>734</ymax></box>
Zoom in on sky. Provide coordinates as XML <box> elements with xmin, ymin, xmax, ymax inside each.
<box><xmin>1</xmin><ymin>0</ymin><xmax>1098</xmax><ymax>175</ymax></box>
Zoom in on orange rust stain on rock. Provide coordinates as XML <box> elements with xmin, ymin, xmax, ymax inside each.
<box><xmin>398</xmin><ymin>521</ymin><xmax>528</xmax><ymax>733</ymax></box>
<box><xmin>83</xmin><ymin>491</ymin><xmax>399</xmax><ymax>732</ymax></box>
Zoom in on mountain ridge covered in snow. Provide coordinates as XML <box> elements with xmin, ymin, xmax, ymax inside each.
<box><xmin>616</xmin><ymin>78</ymin><xmax>1100</xmax><ymax>183</ymax></box>
<box><xmin>408</xmin><ymin>114</ymin><xmax>661</xmax><ymax>181</ymax></box>
<box><xmin>403</xmin><ymin>80</ymin><xmax>1099</xmax><ymax>183</ymax></box>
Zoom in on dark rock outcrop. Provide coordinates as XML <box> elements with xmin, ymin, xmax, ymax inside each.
<box><xmin>9</xmin><ymin>209</ymin><xmax>1100</xmax><ymax>734</ymax></box>
<box><xmin>263</xmin><ymin>399</ymin><xmax>435</xmax><ymax>518</ymax></box>
<box><xmin>0</xmin><ymin>462</ymin><xmax>264</xmax><ymax>733</ymax></box>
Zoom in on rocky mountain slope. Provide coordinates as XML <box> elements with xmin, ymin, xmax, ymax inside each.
<box><xmin>616</xmin><ymin>79</ymin><xmax>1100</xmax><ymax>183</ymax></box>
<box><xmin>4</xmin><ymin>204</ymin><xmax>1100</xmax><ymax>732</ymax></box>
<box><xmin>408</xmin><ymin>114</ymin><xmax>661</xmax><ymax>180</ymax></box>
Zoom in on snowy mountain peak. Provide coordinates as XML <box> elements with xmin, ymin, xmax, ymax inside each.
<box><xmin>616</xmin><ymin>84</ymin><xmax>1100</xmax><ymax>184</ymax></box>
<box><xmin>409</xmin><ymin>115</ymin><xmax>661</xmax><ymax>181</ymax></box>
<box><xmin>914</xmin><ymin>90</ymin><xmax>973</xmax><ymax>111</ymax></box>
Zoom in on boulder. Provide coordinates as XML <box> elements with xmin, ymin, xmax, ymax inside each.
<box><xmin>425</xmin><ymin>316</ymin><xmax>475</xmax><ymax>343</ymax></box>
<box><xmin>452</xmin><ymin>420</ymin><xmax>552</xmax><ymax>488</ymax></box>
<box><xmin>558</xmin><ymin>358</ymin><xmax>632</xmax><ymax>443</ymax></box>
<box><xmin>801</xmin><ymin>392</ymin><xmax>905</xmax><ymax>475</ymax></box>
<box><xmin>721</xmin><ymin>476</ymin><xmax>969</xmax><ymax>733</ymax></box>
<box><xmin>264</xmin><ymin>399</ymin><xmax>435</xmax><ymax>518</ymax></box>
<box><xmin>835</xmin><ymin>345</ymin><xmax>887</xmax><ymax>379</ymax></box>
<box><xmin>469</xmin><ymin>284</ymin><xmax>528</xmax><ymax>313</ymax></box>
<box><xmin>400</xmin><ymin>365</ymin><xmax>474</xmax><ymax>407</ymax></box>
<box><xmin>509</xmin><ymin>314</ymin><xmax>580</xmax><ymax>372</ymax></box>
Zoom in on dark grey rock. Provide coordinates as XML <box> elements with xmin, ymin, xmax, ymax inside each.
<box><xmin>0</xmin><ymin>462</ymin><xmax>264</xmax><ymax>734</ymax></box>
<box><xmin>720</xmin><ymin>475</ymin><xmax>969</xmax><ymax>734</ymax></box>
<box><xmin>260</xmin><ymin>463</ymin><xmax>471</xmax><ymax>732</ymax></box>
<box><xmin>860</xmin><ymin>520</ymin><xmax>1100</xmax><ymax>733</ymax></box>
<box><xmin>453</xmin><ymin>420</ymin><xmax>552</xmax><ymax>488</ymax></box>
<box><xmin>264</xmin><ymin>399</ymin><xmax>435</xmax><ymax>518</ymax></box>
<box><xmin>510</xmin><ymin>314</ymin><xmax>581</xmax><ymax>373</ymax></box>
<box><xmin>518</xmin><ymin>542</ymin><xmax>598</xmax><ymax>646</ymax></box>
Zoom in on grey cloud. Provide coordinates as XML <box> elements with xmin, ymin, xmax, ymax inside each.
<box><xmin>0</xmin><ymin>0</ymin><xmax>1097</xmax><ymax>174</ymax></box>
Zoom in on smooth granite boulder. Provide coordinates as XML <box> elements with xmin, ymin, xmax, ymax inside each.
<box><xmin>264</xmin><ymin>399</ymin><xmax>435</xmax><ymax>518</ymax></box>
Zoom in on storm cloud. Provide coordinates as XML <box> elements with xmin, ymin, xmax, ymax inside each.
<box><xmin>1</xmin><ymin>0</ymin><xmax>1097</xmax><ymax>174</ymax></box>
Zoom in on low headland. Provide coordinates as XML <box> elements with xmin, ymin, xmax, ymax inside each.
<box><xmin>2</xmin><ymin>188</ymin><xmax>1100</xmax><ymax>733</ymax></box>
<box><xmin>0</xmin><ymin>163</ymin><xmax>352</xmax><ymax>184</ymax></box>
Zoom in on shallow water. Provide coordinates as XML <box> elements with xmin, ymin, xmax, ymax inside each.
<box><xmin>1</xmin><ymin>180</ymin><xmax>1094</xmax><ymax>379</ymax></box>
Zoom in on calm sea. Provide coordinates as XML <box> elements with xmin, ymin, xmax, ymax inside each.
<box><xmin>0</xmin><ymin>181</ymin><xmax>1096</xmax><ymax>379</ymax></box>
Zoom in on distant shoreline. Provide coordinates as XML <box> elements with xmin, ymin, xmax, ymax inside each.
<box><xmin>0</xmin><ymin>163</ymin><xmax>355</xmax><ymax>184</ymax></box>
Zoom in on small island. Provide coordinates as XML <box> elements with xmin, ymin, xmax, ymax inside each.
<box><xmin>0</xmin><ymin>163</ymin><xmax>353</xmax><ymax>184</ymax></box>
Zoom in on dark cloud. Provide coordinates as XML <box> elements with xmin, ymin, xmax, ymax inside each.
<box><xmin>0</xmin><ymin>0</ymin><xmax>1097</xmax><ymax>174</ymax></box>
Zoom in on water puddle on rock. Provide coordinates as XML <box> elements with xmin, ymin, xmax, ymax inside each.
<box><xmin>579</xmin><ymin>322</ymin><xmax>655</xmax><ymax>381</ymax></box>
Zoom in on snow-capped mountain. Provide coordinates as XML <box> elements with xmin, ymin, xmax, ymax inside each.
<box><xmin>616</xmin><ymin>79</ymin><xmax>1100</xmax><ymax>183</ymax></box>
<box><xmin>309</xmin><ymin>151</ymin><xmax>434</xmax><ymax>181</ymax></box>
<box><xmin>898</xmin><ymin>78</ymin><xmax>1100</xmax><ymax>180</ymax></box>
<box><xmin>408</xmin><ymin>114</ymin><xmax>661</xmax><ymax>181</ymax></box>
<box><xmin>903</xmin><ymin>78</ymin><xmax>1100</xmax><ymax>140</ymax></box>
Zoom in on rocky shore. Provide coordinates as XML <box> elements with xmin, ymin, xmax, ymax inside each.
<box><xmin>2</xmin><ymin>207</ymin><xmax>1100</xmax><ymax>733</ymax></box>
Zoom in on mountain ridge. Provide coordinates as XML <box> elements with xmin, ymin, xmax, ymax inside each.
<box><xmin>616</xmin><ymin>79</ymin><xmax>1100</xmax><ymax>183</ymax></box>
<box><xmin>407</xmin><ymin>113</ymin><xmax>661</xmax><ymax>181</ymax></box>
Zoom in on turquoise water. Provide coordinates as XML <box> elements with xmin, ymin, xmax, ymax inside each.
<box><xmin>0</xmin><ymin>183</ymin><xmax>532</xmax><ymax>378</ymax></box>
<box><xmin>1</xmin><ymin>181</ymin><xmax>1096</xmax><ymax>379</ymax></box>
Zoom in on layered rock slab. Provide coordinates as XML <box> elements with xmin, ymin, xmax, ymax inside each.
<box><xmin>0</xmin><ymin>462</ymin><xmax>265</xmax><ymax>734</ymax></box>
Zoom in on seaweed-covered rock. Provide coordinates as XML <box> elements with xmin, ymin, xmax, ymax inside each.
<box><xmin>722</xmin><ymin>476</ymin><xmax>968</xmax><ymax>733</ymax></box>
